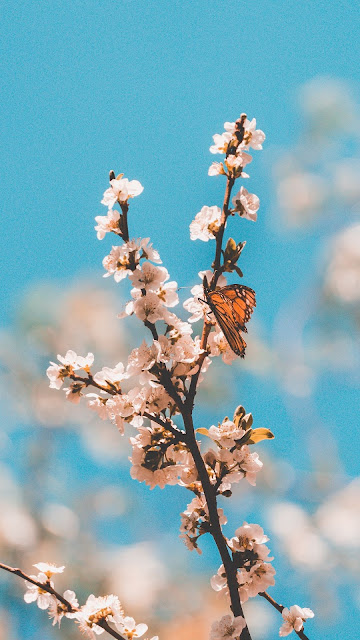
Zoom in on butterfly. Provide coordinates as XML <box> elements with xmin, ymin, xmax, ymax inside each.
<box><xmin>203</xmin><ymin>279</ymin><xmax>256</xmax><ymax>358</ymax></box>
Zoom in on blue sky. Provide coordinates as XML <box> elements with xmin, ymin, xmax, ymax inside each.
<box><xmin>1</xmin><ymin>2</ymin><xmax>360</xmax><ymax>639</ymax></box>
<box><xmin>1</xmin><ymin>0</ymin><xmax>360</xmax><ymax>325</ymax></box>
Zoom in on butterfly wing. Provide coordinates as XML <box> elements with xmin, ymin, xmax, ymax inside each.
<box><xmin>205</xmin><ymin>285</ymin><xmax>256</xmax><ymax>358</ymax></box>
<box><xmin>218</xmin><ymin>284</ymin><xmax>256</xmax><ymax>331</ymax></box>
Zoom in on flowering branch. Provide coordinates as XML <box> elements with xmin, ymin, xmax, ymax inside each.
<box><xmin>34</xmin><ymin>113</ymin><xmax>316</xmax><ymax>640</ymax></box>
<box><xmin>0</xmin><ymin>562</ymin><xmax>136</xmax><ymax>640</ymax></box>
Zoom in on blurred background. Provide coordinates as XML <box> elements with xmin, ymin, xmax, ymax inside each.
<box><xmin>1</xmin><ymin>1</ymin><xmax>360</xmax><ymax>638</ymax></box>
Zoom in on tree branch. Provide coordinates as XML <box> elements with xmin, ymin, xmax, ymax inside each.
<box><xmin>260</xmin><ymin>592</ymin><xmax>310</xmax><ymax>640</ymax></box>
<box><xmin>0</xmin><ymin>562</ymin><xmax>127</xmax><ymax>640</ymax></box>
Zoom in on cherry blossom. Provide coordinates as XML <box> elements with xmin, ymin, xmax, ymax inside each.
<box><xmin>24</xmin><ymin>573</ymin><xmax>54</xmax><ymax>610</ymax></box>
<box><xmin>33</xmin><ymin>562</ymin><xmax>65</xmax><ymax>578</ymax></box>
<box><xmin>48</xmin><ymin>589</ymin><xmax>79</xmax><ymax>627</ymax></box>
<box><xmin>75</xmin><ymin>593</ymin><xmax>123</xmax><ymax>636</ymax></box>
<box><xmin>94</xmin><ymin>209</ymin><xmax>121</xmax><ymax>240</ymax></box>
<box><xmin>224</xmin><ymin>117</ymin><xmax>265</xmax><ymax>151</ymax></box>
<box><xmin>208</xmin><ymin>161</ymin><xmax>225</xmax><ymax>176</ymax></box>
<box><xmin>279</xmin><ymin>605</ymin><xmax>314</xmax><ymax>637</ymax></box>
<box><xmin>208</xmin><ymin>418</ymin><xmax>246</xmax><ymax>448</ymax></box>
<box><xmin>129</xmin><ymin>262</ymin><xmax>170</xmax><ymax>291</ymax></box>
<box><xmin>115</xmin><ymin>615</ymin><xmax>148</xmax><ymax>638</ymax></box>
<box><xmin>209</xmin><ymin>614</ymin><xmax>246</xmax><ymax>640</ymax></box>
<box><xmin>190</xmin><ymin>205</ymin><xmax>222</xmax><ymax>241</ymax></box>
<box><xmin>133</xmin><ymin>292</ymin><xmax>165</xmax><ymax>323</ymax></box>
<box><xmin>242</xmin><ymin>117</ymin><xmax>266</xmax><ymax>150</ymax></box>
<box><xmin>47</xmin><ymin>351</ymin><xmax>94</xmax><ymax>389</ymax></box>
<box><xmin>238</xmin><ymin>562</ymin><xmax>276</xmax><ymax>602</ymax></box>
<box><xmin>225</xmin><ymin>151</ymin><xmax>252</xmax><ymax>177</ymax></box>
<box><xmin>210</xmin><ymin>131</ymin><xmax>234</xmax><ymax>155</ymax></box>
<box><xmin>87</xmin><ymin>393</ymin><xmax>109</xmax><ymax>420</ymax></box>
<box><xmin>93</xmin><ymin>362</ymin><xmax>129</xmax><ymax>388</ymax></box>
<box><xmin>227</xmin><ymin>522</ymin><xmax>270</xmax><ymax>554</ymax></box>
<box><xmin>232</xmin><ymin>187</ymin><xmax>260</xmax><ymax>222</ymax></box>
<box><xmin>101</xmin><ymin>176</ymin><xmax>144</xmax><ymax>208</ymax></box>
<box><xmin>183</xmin><ymin>270</ymin><xmax>226</xmax><ymax>323</ymax></box>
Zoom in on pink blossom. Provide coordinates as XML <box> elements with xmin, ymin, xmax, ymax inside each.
<box><xmin>279</xmin><ymin>605</ymin><xmax>314</xmax><ymax>637</ymax></box>
<box><xmin>210</xmin><ymin>614</ymin><xmax>246</xmax><ymax>640</ymax></box>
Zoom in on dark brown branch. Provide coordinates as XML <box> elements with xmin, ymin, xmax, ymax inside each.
<box><xmin>143</xmin><ymin>411</ymin><xmax>188</xmax><ymax>443</ymax></box>
<box><xmin>181</xmin><ymin>413</ymin><xmax>251</xmax><ymax>640</ymax></box>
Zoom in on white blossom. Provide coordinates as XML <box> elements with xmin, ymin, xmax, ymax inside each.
<box><xmin>232</xmin><ymin>187</ymin><xmax>260</xmax><ymax>222</ymax></box>
<box><xmin>127</xmin><ymin>340</ymin><xmax>162</xmax><ymax>376</ymax></box>
<box><xmin>101</xmin><ymin>176</ymin><xmax>143</xmax><ymax>208</ymax></box>
<box><xmin>242</xmin><ymin>117</ymin><xmax>265</xmax><ymax>150</ymax></box>
<box><xmin>279</xmin><ymin>605</ymin><xmax>314</xmax><ymax>637</ymax></box>
<box><xmin>183</xmin><ymin>270</ymin><xmax>226</xmax><ymax>322</ymax></box>
<box><xmin>33</xmin><ymin>562</ymin><xmax>65</xmax><ymax>577</ymax></box>
<box><xmin>115</xmin><ymin>616</ymin><xmax>148</xmax><ymax>638</ymax></box>
<box><xmin>210</xmin><ymin>131</ymin><xmax>233</xmax><ymax>154</ymax></box>
<box><xmin>75</xmin><ymin>594</ymin><xmax>123</xmax><ymax>637</ymax></box>
<box><xmin>208</xmin><ymin>419</ymin><xmax>245</xmax><ymax>448</ymax></box>
<box><xmin>48</xmin><ymin>589</ymin><xmax>79</xmax><ymax>627</ymax></box>
<box><xmin>94</xmin><ymin>209</ymin><xmax>121</xmax><ymax>240</ymax></box>
<box><xmin>190</xmin><ymin>205</ymin><xmax>222</xmax><ymax>241</ymax></box>
<box><xmin>227</xmin><ymin>523</ymin><xmax>272</xmax><ymax>565</ymax></box>
<box><xmin>47</xmin><ymin>351</ymin><xmax>94</xmax><ymax>389</ymax></box>
<box><xmin>93</xmin><ymin>362</ymin><xmax>129</xmax><ymax>387</ymax></box>
<box><xmin>24</xmin><ymin>573</ymin><xmax>54</xmax><ymax>610</ymax></box>
<box><xmin>208</xmin><ymin>161</ymin><xmax>225</xmax><ymax>176</ymax></box>
<box><xmin>87</xmin><ymin>393</ymin><xmax>109</xmax><ymax>420</ymax></box>
<box><xmin>129</xmin><ymin>262</ymin><xmax>169</xmax><ymax>292</ymax></box>
<box><xmin>225</xmin><ymin>152</ymin><xmax>252</xmax><ymax>176</ymax></box>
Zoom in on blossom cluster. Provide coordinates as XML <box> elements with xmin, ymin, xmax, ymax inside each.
<box><xmin>211</xmin><ymin>522</ymin><xmax>275</xmax><ymax>603</ymax></box>
<box><xmin>23</xmin><ymin>562</ymin><xmax>156</xmax><ymax>640</ymax></box>
<box><xmin>189</xmin><ymin>115</ymin><xmax>264</xmax><ymax>246</ymax></box>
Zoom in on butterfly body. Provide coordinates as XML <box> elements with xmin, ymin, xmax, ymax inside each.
<box><xmin>204</xmin><ymin>282</ymin><xmax>256</xmax><ymax>358</ymax></box>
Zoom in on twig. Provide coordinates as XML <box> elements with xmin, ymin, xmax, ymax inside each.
<box><xmin>0</xmin><ymin>562</ymin><xmax>127</xmax><ymax>640</ymax></box>
<box><xmin>260</xmin><ymin>592</ymin><xmax>310</xmax><ymax>640</ymax></box>
<box><xmin>185</xmin><ymin>175</ymin><xmax>236</xmax><ymax>411</ymax></box>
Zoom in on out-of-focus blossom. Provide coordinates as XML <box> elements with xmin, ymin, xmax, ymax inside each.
<box><xmin>324</xmin><ymin>224</ymin><xmax>360</xmax><ymax>304</ymax></box>
<box><xmin>209</xmin><ymin>614</ymin><xmax>246</xmax><ymax>640</ymax></box>
<box><xmin>276</xmin><ymin>171</ymin><xmax>327</xmax><ymax>228</ymax></box>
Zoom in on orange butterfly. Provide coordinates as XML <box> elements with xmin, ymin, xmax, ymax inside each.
<box><xmin>203</xmin><ymin>279</ymin><xmax>256</xmax><ymax>358</ymax></box>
